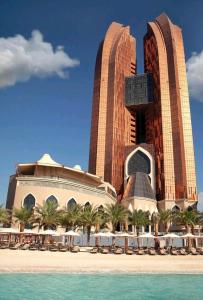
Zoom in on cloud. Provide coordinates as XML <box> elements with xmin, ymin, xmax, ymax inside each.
<box><xmin>197</xmin><ymin>192</ymin><xmax>203</xmax><ymax>211</ymax></box>
<box><xmin>0</xmin><ymin>30</ymin><xmax>79</xmax><ymax>88</ymax></box>
<box><xmin>187</xmin><ymin>51</ymin><xmax>203</xmax><ymax>102</ymax></box>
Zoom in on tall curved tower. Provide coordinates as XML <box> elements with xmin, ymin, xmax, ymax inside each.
<box><xmin>89</xmin><ymin>14</ymin><xmax>198</xmax><ymax>210</ymax></box>
<box><xmin>89</xmin><ymin>22</ymin><xmax>136</xmax><ymax>199</ymax></box>
<box><xmin>144</xmin><ymin>13</ymin><xmax>197</xmax><ymax>209</ymax></box>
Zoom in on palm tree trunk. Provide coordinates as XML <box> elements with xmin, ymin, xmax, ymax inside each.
<box><xmin>136</xmin><ymin>226</ymin><xmax>140</xmax><ymax>248</ymax></box>
<box><xmin>87</xmin><ymin>226</ymin><xmax>91</xmax><ymax>245</ymax></box>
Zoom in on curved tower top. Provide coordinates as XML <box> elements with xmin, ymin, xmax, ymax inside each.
<box><xmin>89</xmin><ymin>22</ymin><xmax>136</xmax><ymax>198</ymax></box>
<box><xmin>144</xmin><ymin>13</ymin><xmax>197</xmax><ymax>209</ymax></box>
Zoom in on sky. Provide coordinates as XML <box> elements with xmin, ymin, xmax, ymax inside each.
<box><xmin>0</xmin><ymin>0</ymin><xmax>202</xmax><ymax>209</ymax></box>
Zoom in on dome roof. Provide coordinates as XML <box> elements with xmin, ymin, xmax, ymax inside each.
<box><xmin>37</xmin><ymin>154</ymin><xmax>62</xmax><ymax>167</ymax></box>
<box><xmin>73</xmin><ymin>164</ymin><xmax>82</xmax><ymax>171</ymax></box>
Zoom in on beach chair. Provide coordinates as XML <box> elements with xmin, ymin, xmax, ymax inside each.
<box><xmin>159</xmin><ymin>248</ymin><xmax>168</xmax><ymax>255</ymax></box>
<box><xmin>179</xmin><ymin>248</ymin><xmax>188</xmax><ymax>255</ymax></box>
<box><xmin>100</xmin><ymin>247</ymin><xmax>109</xmax><ymax>254</ymax></box>
<box><xmin>29</xmin><ymin>243</ymin><xmax>39</xmax><ymax>251</ymax></box>
<box><xmin>148</xmin><ymin>248</ymin><xmax>156</xmax><ymax>255</ymax></box>
<box><xmin>114</xmin><ymin>248</ymin><xmax>123</xmax><ymax>255</ymax></box>
<box><xmin>71</xmin><ymin>246</ymin><xmax>80</xmax><ymax>253</ymax></box>
<box><xmin>197</xmin><ymin>247</ymin><xmax>203</xmax><ymax>255</ymax></box>
<box><xmin>126</xmin><ymin>248</ymin><xmax>134</xmax><ymax>255</ymax></box>
<box><xmin>21</xmin><ymin>243</ymin><xmax>30</xmax><ymax>250</ymax></box>
<box><xmin>59</xmin><ymin>245</ymin><xmax>68</xmax><ymax>252</ymax></box>
<box><xmin>0</xmin><ymin>242</ymin><xmax>9</xmax><ymax>249</ymax></box>
<box><xmin>190</xmin><ymin>247</ymin><xmax>198</xmax><ymax>255</ymax></box>
<box><xmin>90</xmin><ymin>247</ymin><xmax>98</xmax><ymax>254</ymax></box>
<box><xmin>137</xmin><ymin>249</ymin><xmax>145</xmax><ymax>255</ymax></box>
<box><xmin>49</xmin><ymin>245</ymin><xmax>58</xmax><ymax>252</ymax></box>
<box><xmin>171</xmin><ymin>248</ymin><xmax>178</xmax><ymax>255</ymax></box>
<box><xmin>38</xmin><ymin>244</ymin><xmax>47</xmax><ymax>251</ymax></box>
<box><xmin>9</xmin><ymin>242</ymin><xmax>21</xmax><ymax>250</ymax></box>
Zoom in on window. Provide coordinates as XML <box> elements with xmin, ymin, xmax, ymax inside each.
<box><xmin>84</xmin><ymin>202</ymin><xmax>91</xmax><ymax>208</ymax></box>
<box><xmin>46</xmin><ymin>195</ymin><xmax>58</xmax><ymax>206</ymax></box>
<box><xmin>128</xmin><ymin>150</ymin><xmax>151</xmax><ymax>175</ymax></box>
<box><xmin>172</xmin><ymin>205</ymin><xmax>180</xmax><ymax>212</ymax></box>
<box><xmin>67</xmin><ymin>198</ymin><xmax>77</xmax><ymax>210</ymax></box>
<box><xmin>23</xmin><ymin>194</ymin><xmax>35</xmax><ymax>210</ymax></box>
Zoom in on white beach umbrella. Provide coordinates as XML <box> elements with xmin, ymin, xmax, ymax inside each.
<box><xmin>62</xmin><ymin>230</ymin><xmax>80</xmax><ymax>236</ymax></box>
<box><xmin>160</xmin><ymin>233</ymin><xmax>180</xmax><ymax>238</ymax></box>
<box><xmin>0</xmin><ymin>228</ymin><xmax>19</xmax><ymax>234</ymax></box>
<box><xmin>160</xmin><ymin>233</ymin><xmax>180</xmax><ymax>247</ymax></box>
<box><xmin>92</xmin><ymin>232</ymin><xmax>115</xmax><ymax>237</ymax></box>
<box><xmin>21</xmin><ymin>229</ymin><xmax>38</xmax><ymax>235</ymax></box>
<box><xmin>181</xmin><ymin>233</ymin><xmax>196</xmax><ymax>238</ymax></box>
<box><xmin>139</xmin><ymin>232</ymin><xmax>155</xmax><ymax>238</ymax></box>
<box><xmin>39</xmin><ymin>229</ymin><xmax>58</xmax><ymax>236</ymax></box>
<box><xmin>115</xmin><ymin>232</ymin><xmax>132</xmax><ymax>237</ymax></box>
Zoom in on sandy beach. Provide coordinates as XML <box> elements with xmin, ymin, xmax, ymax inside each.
<box><xmin>1</xmin><ymin>250</ymin><xmax>203</xmax><ymax>273</ymax></box>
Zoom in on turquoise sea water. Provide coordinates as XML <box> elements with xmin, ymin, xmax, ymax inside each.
<box><xmin>0</xmin><ymin>274</ymin><xmax>202</xmax><ymax>300</ymax></box>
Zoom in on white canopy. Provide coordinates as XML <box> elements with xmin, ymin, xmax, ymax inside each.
<box><xmin>62</xmin><ymin>230</ymin><xmax>80</xmax><ymax>236</ymax></box>
<box><xmin>92</xmin><ymin>232</ymin><xmax>115</xmax><ymax>237</ymax></box>
<box><xmin>115</xmin><ymin>232</ymin><xmax>132</xmax><ymax>237</ymax></box>
<box><xmin>181</xmin><ymin>233</ymin><xmax>198</xmax><ymax>238</ymax></box>
<box><xmin>139</xmin><ymin>232</ymin><xmax>155</xmax><ymax>238</ymax></box>
<box><xmin>160</xmin><ymin>233</ymin><xmax>180</xmax><ymax>238</ymax></box>
<box><xmin>21</xmin><ymin>229</ymin><xmax>38</xmax><ymax>235</ymax></box>
<box><xmin>39</xmin><ymin>229</ymin><xmax>59</xmax><ymax>236</ymax></box>
<box><xmin>0</xmin><ymin>228</ymin><xmax>19</xmax><ymax>234</ymax></box>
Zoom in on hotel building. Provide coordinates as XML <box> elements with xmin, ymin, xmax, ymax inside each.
<box><xmin>89</xmin><ymin>13</ymin><xmax>198</xmax><ymax>212</ymax></box>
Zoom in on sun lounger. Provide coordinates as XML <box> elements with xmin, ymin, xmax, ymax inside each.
<box><xmin>126</xmin><ymin>249</ymin><xmax>133</xmax><ymax>255</ymax></box>
<box><xmin>197</xmin><ymin>248</ymin><xmax>203</xmax><ymax>255</ymax></box>
<box><xmin>190</xmin><ymin>247</ymin><xmax>198</xmax><ymax>255</ymax></box>
<box><xmin>29</xmin><ymin>244</ymin><xmax>39</xmax><ymax>250</ymax></box>
<box><xmin>159</xmin><ymin>248</ymin><xmax>167</xmax><ymax>255</ymax></box>
<box><xmin>179</xmin><ymin>248</ymin><xmax>188</xmax><ymax>255</ymax></box>
<box><xmin>59</xmin><ymin>245</ymin><xmax>68</xmax><ymax>252</ymax></box>
<box><xmin>9</xmin><ymin>243</ymin><xmax>21</xmax><ymax>250</ymax></box>
<box><xmin>38</xmin><ymin>244</ymin><xmax>47</xmax><ymax>251</ymax></box>
<box><xmin>90</xmin><ymin>247</ymin><xmax>98</xmax><ymax>254</ymax></box>
<box><xmin>101</xmin><ymin>247</ymin><xmax>109</xmax><ymax>254</ymax></box>
<box><xmin>148</xmin><ymin>248</ymin><xmax>156</xmax><ymax>255</ymax></box>
<box><xmin>21</xmin><ymin>243</ymin><xmax>30</xmax><ymax>250</ymax></box>
<box><xmin>71</xmin><ymin>246</ymin><xmax>80</xmax><ymax>253</ymax></box>
<box><xmin>137</xmin><ymin>249</ymin><xmax>145</xmax><ymax>255</ymax></box>
<box><xmin>171</xmin><ymin>249</ymin><xmax>178</xmax><ymax>255</ymax></box>
<box><xmin>114</xmin><ymin>248</ymin><xmax>123</xmax><ymax>254</ymax></box>
<box><xmin>49</xmin><ymin>245</ymin><xmax>58</xmax><ymax>252</ymax></box>
<box><xmin>0</xmin><ymin>243</ymin><xmax>9</xmax><ymax>249</ymax></box>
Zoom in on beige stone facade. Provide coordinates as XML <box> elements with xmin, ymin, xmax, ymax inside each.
<box><xmin>6</xmin><ymin>154</ymin><xmax>116</xmax><ymax>211</ymax></box>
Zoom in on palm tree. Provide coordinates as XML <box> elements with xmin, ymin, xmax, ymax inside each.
<box><xmin>151</xmin><ymin>212</ymin><xmax>160</xmax><ymax>236</ymax></box>
<box><xmin>159</xmin><ymin>209</ymin><xmax>173</xmax><ymax>233</ymax></box>
<box><xmin>128</xmin><ymin>209</ymin><xmax>150</xmax><ymax>236</ymax></box>
<box><xmin>13</xmin><ymin>207</ymin><xmax>34</xmax><ymax>232</ymax></box>
<box><xmin>105</xmin><ymin>203</ymin><xmax>128</xmax><ymax>233</ymax></box>
<box><xmin>0</xmin><ymin>205</ymin><xmax>10</xmax><ymax>226</ymax></box>
<box><xmin>174</xmin><ymin>210</ymin><xmax>199</xmax><ymax>234</ymax></box>
<box><xmin>59</xmin><ymin>204</ymin><xmax>82</xmax><ymax>231</ymax></box>
<box><xmin>34</xmin><ymin>201</ymin><xmax>61</xmax><ymax>231</ymax></box>
<box><xmin>80</xmin><ymin>204</ymin><xmax>101</xmax><ymax>245</ymax></box>
<box><xmin>128</xmin><ymin>209</ymin><xmax>150</xmax><ymax>248</ymax></box>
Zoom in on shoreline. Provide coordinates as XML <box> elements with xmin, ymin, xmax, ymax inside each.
<box><xmin>1</xmin><ymin>250</ymin><xmax>203</xmax><ymax>274</ymax></box>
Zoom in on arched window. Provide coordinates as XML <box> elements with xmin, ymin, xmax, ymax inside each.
<box><xmin>46</xmin><ymin>195</ymin><xmax>58</xmax><ymax>206</ymax></box>
<box><xmin>67</xmin><ymin>198</ymin><xmax>77</xmax><ymax>210</ymax></box>
<box><xmin>128</xmin><ymin>150</ymin><xmax>151</xmax><ymax>175</ymax></box>
<box><xmin>98</xmin><ymin>205</ymin><xmax>104</xmax><ymax>212</ymax></box>
<box><xmin>23</xmin><ymin>194</ymin><xmax>35</xmax><ymax>210</ymax></box>
<box><xmin>172</xmin><ymin>205</ymin><xmax>180</xmax><ymax>213</ymax></box>
<box><xmin>84</xmin><ymin>202</ymin><xmax>91</xmax><ymax>208</ymax></box>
